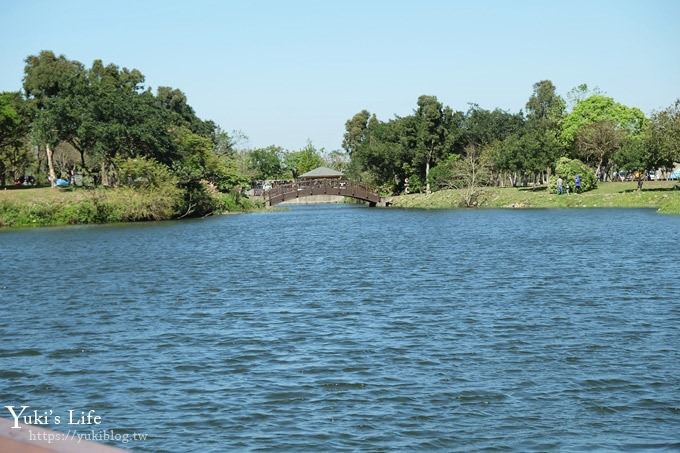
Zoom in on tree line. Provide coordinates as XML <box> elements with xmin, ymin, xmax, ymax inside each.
<box><xmin>0</xmin><ymin>51</ymin><xmax>341</xmax><ymax>214</ymax></box>
<box><xmin>2</xmin><ymin>53</ymin><xmax>678</xmax><ymax>204</ymax></box>
<box><xmin>341</xmin><ymin>82</ymin><xmax>680</xmax><ymax>194</ymax></box>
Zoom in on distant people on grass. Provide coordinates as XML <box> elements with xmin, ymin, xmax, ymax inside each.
<box><xmin>557</xmin><ymin>177</ymin><xmax>563</xmax><ymax>195</ymax></box>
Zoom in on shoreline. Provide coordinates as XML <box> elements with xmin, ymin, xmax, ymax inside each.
<box><xmin>2</xmin><ymin>181</ymin><xmax>679</xmax><ymax>229</ymax></box>
<box><xmin>389</xmin><ymin>181</ymin><xmax>680</xmax><ymax>214</ymax></box>
<box><xmin>0</xmin><ymin>186</ymin><xmax>263</xmax><ymax>229</ymax></box>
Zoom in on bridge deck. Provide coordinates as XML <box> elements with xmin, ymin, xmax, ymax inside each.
<box><xmin>266</xmin><ymin>179</ymin><xmax>380</xmax><ymax>206</ymax></box>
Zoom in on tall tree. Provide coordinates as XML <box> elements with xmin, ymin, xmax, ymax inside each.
<box><xmin>415</xmin><ymin>95</ymin><xmax>450</xmax><ymax>193</ymax></box>
<box><xmin>562</xmin><ymin>95</ymin><xmax>646</xmax><ymax>177</ymax></box>
<box><xmin>157</xmin><ymin>86</ymin><xmax>214</xmax><ymax>137</ymax></box>
<box><xmin>526</xmin><ymin>80</ymin><xmax>565</xmax><ymax>130</ymax></box>
<box><xmin>463</xmin><ymin>105</ymin><xmax>524</xmax><ymax>147</ymax></box>
<box><xmin>562</xmin><ymin>95</ymin><xmax>646</xmax><ymax>144</ymax></box>
<box><xmin>524</xmin><ymin>80</ymin><xmax>566</xmax><ymax>180</ymax></box>
<box><xmin>23</xmin><ymin>51</ymin><xmax>84</xmax><ymax>185</ymax></box>
<box><xmin>342</xmin><ymin>110</ymin><xmax>371</xmax><ymax>157</ymax></box>
<box><xmin>646</xmin><ymin>99</ymin><xmax>680</xmax><ymax>170</ymax></box>
<box><xmin>0</xmin><ymin>92</ymin><xmax>29</xmax><ymax>149</ymax></box>
<box><xmin>0</xmin><ymin>92</ymin><xmax>31</xmax><ymax>186</ymax></box>
<box><xmin>614</xmin><ymin>135</ymin><xmax>653</xmax><ymax>190</ymax></box>
<box><xmin>350</xmin><ymin>114</ymin><xmax>414</xmax><ymax>191</ymax></box>
<box><xmin>575</xmin><ymin>120</ymin><xmax>625</xmax><ymax>177</ymax></box>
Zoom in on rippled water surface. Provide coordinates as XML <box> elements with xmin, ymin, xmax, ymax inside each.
<box><xmin>1</xmin><ymin>206</ymin><xmax>679</xmax><ymax>451</ymax></box>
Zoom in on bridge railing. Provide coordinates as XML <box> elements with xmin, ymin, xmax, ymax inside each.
<box><xmin>266</xmin><ymin>179</ymin><xmax>380</xmax><ymax>206</ymax></box>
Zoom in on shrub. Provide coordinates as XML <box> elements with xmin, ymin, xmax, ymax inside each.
<box><xmin>548</xmin><ymin>157</ymin><xmax>597</xmax><ymax>194</ymax></box>
<box><xmin>428</xmin><ymin>155</ymin><xmax>459</xmax><ymax>191</ymax></box>
<box><xmin>116</xmin><ymin>157</ymin><xmax>177</xmax><ymax>189</ymax></box>
<box><xmin>405</xmin><ymin>174</ymin><xmax>424</xmax><ymax>194</ymax></box>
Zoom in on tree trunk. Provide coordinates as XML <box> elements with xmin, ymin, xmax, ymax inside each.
<box><xmin>101</xmin><ymin>160</ymin><xmax>109</xmax><ymax>187</ymax></box>
<box><xmin>595</xmin><ymin>157</ymin><xmax>603</xmax><ymax>180</ymax></box>
<box><xmin>46</xmin><ymin>144</ymin><xmax>57</xmax><ymax>187</ymax></box>
<box><xmin>425</xmin><ymin>159</ymin><xmax>431</xmax><ymax>194</ymax></box>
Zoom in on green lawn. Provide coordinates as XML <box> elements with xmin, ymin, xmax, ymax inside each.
<box><xmin>391</xmin><ymin>181</ymin><xmax>680</xmax><ymax>214</ymax></box>
<box><xmin>0</xmin><ymin>186</ymin><xmax>88</xmax><ymax>203</ymax></box>
<box><xmin>0</xmin><ymin>186</ymin><xmax>181</xmax><ymax>227</ymax></box>
<box><xmin>0</xmin><ymin>185</ymin><xmax>262</xmax><ymax>228</ymax></box>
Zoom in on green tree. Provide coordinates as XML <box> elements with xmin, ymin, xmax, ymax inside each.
<box><xmin>213</xmin><ymin>127</ymin><xmax>246</xmax><ymax>158</ymax></box>
<box><xmin>429</xmin><ymin>145</ymin><xmax>492</xmax><ymax>207</ymax></box>
<box><xmin>0</xmin><ymin>92</ymin><xmax>32</xmax><ymax>186</ymax></box>
<box><xmin>156</xmin><ymin>85</ymin><xmax>215</xmax><ymax>137</ymax></box>
<box><xmin>342</xmin><ymin>110</ymin><xmax>370</xmax><ymax>157</ymax></box>
<box><xmin>86</xmin><ymin>61</ymin><xmax>177</xmax><ymax>167</ymax></box>
<box><xmin>526</xmin><ymin>80</ymin><xmax>565</xmax><ymax>131</ymax></box>
<box><xmin>414</xmin><ymin>95</ymin><xmax>450</xmax><ymax>193</ymax></box>
<box><xmin>562</xmin><ymin>95</ymin><xmax>646</xmax><ymax>145</ymax></box>
<box><xmin>358</xmin><ymin>114</ymin><xmax>415</xmax><ymax>193</ymax></box>
<box><xmin>522</xmin><ymin>80</ymin><xmax>567</xmax><ymax>182</ymax></box>
<box><xmin>490</xmin><ymin>133</ymin><xmax>524</xmax><ymax>186</ymax></box>
<box><xmin>0</xmin><ymin>92</ymin><xmax>30</xmax><ymax>149</ymax></box>
<box><xmin>574</xmin><ymin>120</ymin><xmax>625</xmax><ymax>177</ymax></box>
<box><xmin>23</xmin><ymin>51</ymin><xmax>85</xmax><ymax>185</ymax></box>
<box><xmin>646</xmin><ymin>99</ymin><xmax>680</xmax><ymax>171</ymax></box>
<box><xmin>248</xmin><ymin>145</ymin><xmax>286</xmax><ymax>180</ymax></box>
<box><xmin>284</xmin><ymin>141</ymin><xmax>323</xmax><ymax>178</ymax></box>
<box><xmin>464</xmin><ymin>105</ymin><xmax>527</xmax><ymax>186</ymax></box>
<box><xmin>562</xmin><ymin>95</ymin><xmax>646</xmax><ymax>177</ymax></box>
<box><xmin>613</xmin><ymin>136</ymin><xmax>653</xmax><ymax>190</ymax></box>
<box><xmin>170</xmin><ymin>127</ymin><xmax>247</xmax><ymax>216</ymax></box>
<box><xmin>462</xmin><ymin>105</ymin><xmax>523</xmax><ymax>148</ymax></box>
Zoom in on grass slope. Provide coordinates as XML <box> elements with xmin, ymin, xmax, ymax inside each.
<box><xmin>0</xmin><ymin>186</ymin><xmax>261</xmax><ymax>228</ymax></box>
<box><xmin>391</xmin><ymin>181</ymin><xmax>680</xmax><ymax>214</ymax></box>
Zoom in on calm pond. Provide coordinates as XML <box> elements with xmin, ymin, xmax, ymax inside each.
<box><xmin>1</xmin><ymin>206</ymin><xmax>679</xmax><ymax>451</ymax></box>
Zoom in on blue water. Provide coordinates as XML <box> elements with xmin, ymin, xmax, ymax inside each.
<box><xmin>1</xmin><ymin>206</ymin><xmax>679</xmax><ymax>451</ymax></box>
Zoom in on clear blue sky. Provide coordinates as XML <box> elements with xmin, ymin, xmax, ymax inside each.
<box><xmin>1</xmin><ymin>0</ymin><xmax>678</xmax><ymax>151</ymax></box>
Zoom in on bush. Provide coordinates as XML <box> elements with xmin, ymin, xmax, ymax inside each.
<box><xmin>405</xmin><ymin>174</ymin><xmax>424</xmax><ymax>194</ymax></box>
<box><xmin>548</xmin><ymin>157</ymin><xmax>597</xmax><ymax>194</ymax></box>
<box><xmin>116</xmin><ymin>157</ymin><xmax>177</xmax><ymax>189</ymax></box>
<box><xmin>428</xmin><ymin>154</ymin><xmax>462</xmax><ymax>191</ymax></box>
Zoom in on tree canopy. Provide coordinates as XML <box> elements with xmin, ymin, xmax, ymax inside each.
<box><xmin>2</xmin><ymin>52</ymin><xmax>679</xmax><ymax>200</ymax></box>
<box><xmin>343</xmin><ymin>83</ymin><xmax>677</xmax><ymax>194</ymax></box>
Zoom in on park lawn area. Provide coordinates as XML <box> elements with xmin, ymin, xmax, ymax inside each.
<box><xmin>391</xmin><ymin>181</ymin><xmax>680</xmax><ymax>214</ymax></box>
<box><xmin>0</xmin><ymin>186</ymin><xmax>89</xmax><ymax>203</ymax></box>
<box><xmin>0</xmin><ymin>186</ymin><xmax>182</xmax><ymax>228</ymax></box>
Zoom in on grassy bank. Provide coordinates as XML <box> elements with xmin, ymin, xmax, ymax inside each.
<box><xmin>391</xmin><ymin>181</ymin><xmax>680</xmax><ymax>214</ymax></box>
<box><xmin>0</xmin><ymin>186</ymin><xmax>262</xmax><ymax>228</ymax></box>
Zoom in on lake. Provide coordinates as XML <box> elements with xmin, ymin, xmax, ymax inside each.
<box><xmin>1</xmin><ymin>206</ymin><xmax>679</xmax><ymax>451</ymax></box>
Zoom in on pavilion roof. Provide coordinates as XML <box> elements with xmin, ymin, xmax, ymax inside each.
<box><xmin>298</xmin><ymin>166</ymin><xmax>344</xmax><ymax>178</ymax></box>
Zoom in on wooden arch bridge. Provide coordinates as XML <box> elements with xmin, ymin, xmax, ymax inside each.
<box><xmin>265</xmin><ymin>178</ymin><xmax>382</xmax><ymax>207</ymax></box>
